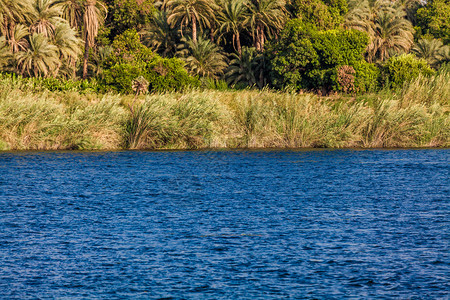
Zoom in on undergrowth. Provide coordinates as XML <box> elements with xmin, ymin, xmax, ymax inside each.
<box><xmin>0</xmin><ymin>71</ymin><xmax>448</xmax><ymax>150</ymax></box>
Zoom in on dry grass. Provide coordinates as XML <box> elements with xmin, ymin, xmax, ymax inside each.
<box><xmin>0</xmin><ymin>72</ymin><xmax>448</xmax><ymax>150</ymax></box>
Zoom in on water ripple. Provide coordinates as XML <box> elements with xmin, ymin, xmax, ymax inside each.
<box><xmin>0</xmin><ymin>149</ymin><xmax>448</xmax><ymax>298</ymax></box>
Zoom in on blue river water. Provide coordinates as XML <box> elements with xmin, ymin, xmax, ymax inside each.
<box><xmin>0</xmin><ymin>149</ymin><xmax>448</xmax><ymax>299</ymax></box>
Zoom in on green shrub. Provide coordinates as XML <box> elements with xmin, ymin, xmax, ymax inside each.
<box><xmin>101</xmin><ymin>29</ymin><xmax>199</xmax><ymax>94</ymax></box>
<box><xmin>269</xmin><ymin>19</ymin><xmax>370</xmax><ymax>93</ymax></box>
<box><xmin>268</xmin><ymin>20</ymin><xmax>320</xmax><ymax>90</ymax></box>
<box><xmin>0</xmin><ymin>73</ymin><xmax>100</xmax><ymax>93</ymax></box>
<box><xmin>353</xmin><ymin>60</ymin><xmax>379</xmax><ymax>93</ymax></box>
<box><xmin>102</xmin><ymin>63</ymin><xmax>145</xmax><ymax>94</ymax></box>
<box><xmin>383</xmin><ymin>54</ymin><xmax>435</xmax><ymax>89</ymax></box>
<box><xmin>314</xmin><ymin>29</ymin><xmax>369</xmax><ymax>67</ymax></box>
<box><xmin>145</xmin><ymin>56</ymin><xmax>200</xmax><ymax>93</ymax></box>
<box><xmin>32</xmin><ymin>77</ymin><xmax>99</xmax><ymax>93</ymax></box>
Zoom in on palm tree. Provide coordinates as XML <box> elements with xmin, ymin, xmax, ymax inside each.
<box><xmin>29</xmin><ymin>0</ymin><xmax>64</xmax><ymax>37</ymax></box>
<box><xmin>393</xmin><ymin>0</ymin><xmax>422</xmax><ymax>22</ymax></box>
<box><xmin>0</xmin><ymin>0</ymin><xmax>30</xmax><ymax>37</ymax></box>
<box><xmin>437</xmin><ymin>46</ymin><xmax>450</xmax><ymax>66</ymax></box>
<box><xmin>58</xmin><ymin>0</ymin><xmax>84</xmax><ymax>29</ymax></box>
<box><xmin>90</xmin><ymin>44</ymin><xmax>112</xmax><ymax>76</ymax></box>
<box><xmin>141</xmin><ymin>10</ymin><xmax>178</xmax><ymax>57</ymax></box>
<box><xmin>166</xmin><ymin>0</ymin><xmax>217</xmax><ymax>43</ymax></box>
<box><xmin>6</xmin><ymin>24</ymin><xmax>30</xmax><ymax>53</ymax></box>
<box><xmin>82</xmin><ymin>0</ymin><xmax>106</xmax><ymax>78</ymax></box>
<box><xmin>371</xmin><ymin>9</ymin><xmax>414</xmax><ymax>62</ymax></box>
<box><xmin>225</xmin><ymin>46</ymin><xmax>262</xmax><ymax>87</ymax></box>
<box><xmin>246</xmin><ymin>0</ymin><xmax>287</xmax><ymax>52</ymax></box>
<box><xmin>178</xmin><ymin>36</ymin><xmax>228</xmax><ymax>78</ymax></box>
<box><xmin>0</xmin><ymin>36</ymin><xmax>13</xmax><ymax>69</ymax></box>
<box><xmin>217</xmin><ymin>0</ymin><xmax>249</xmax><ymax>56</ymax></box>
<box><xmin>346</xmin><ymin>0</ymin><xmax>414</xmax><ymax>62</ymax></box>
<box><xmin>412</xmin><ymin>38</ymin><xmax>448</xmax><ymax>68</ymax></box>
<box><xmin>15</xmin><ymin>33</ymin><xmax>60</xmax><ymax>77</ymax></box>
<box><xmin>53</xmin><ymin>21</ymin><xmax>82</xmax><ymax>76</ymax></box>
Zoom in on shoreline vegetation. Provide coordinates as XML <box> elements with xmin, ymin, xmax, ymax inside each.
<box><xmin>1</xmin><ymin>0</ymin><xmax>449</xmax><ymax>151</ymax></box>
<box><xmin>0</xmin><ymin>71</ymin><xmax>448</xmax><ymax>151</ymax></box>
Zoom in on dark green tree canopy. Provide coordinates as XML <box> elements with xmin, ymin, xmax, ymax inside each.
<box><xmin>102</xmin><ymin>29</ymin><xmax>199</xmax><ymax>93</ymax></box>
<box><xmin>290</xmin><ymin>0</ymin><xmax>348</xmax><ymax>29</ymax></box>
<box><xmin>104</xmin><ymin>0</ymin><xmax>155</xmax><ymax>38</ymax></box>
<box><xmin>415</xmin><ymin>0</ymin><xmax>450</xmax><ymax>44</ymax></box>
<box><xmin>268</xmin><ymin>19</ymin><xmax>373</xmax><ymax>92</ymax></box>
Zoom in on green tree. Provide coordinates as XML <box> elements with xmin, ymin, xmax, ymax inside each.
<box><xmin>166</xmin><ymin>0</ymin><xmax>217</xmax><ymax>43</ymax></box>
<box><xmin>382</xmin><ymin>53</ymin><xmax>434</xmax><ymax>88</ymax></box>
<box><xmin>15</xmin><ymin>33</ymin><xmax>60</xmax><ymax>77</ymax></box>
<box><xmin>291</xmin><ymin>0</ymin><xmax>347</xmax><ymax>30</ymax></box>
<box><xmin>246</xmin><ymin>0</ymin><xmax>287</xmax><ymax>52</ymax></box>
<box><xmin>53</xmin><ymin>21</ymin><xmax>82</xmax><ymax>76</ymax></box>
<box><xmin>141</xmin><ymin>10</ymin><xmax>178</xmax><ymax>57</ymax></box>
<box><xmin>412</xmin><ymin>38</ymin><xmax>448</xmax><ymax>68</ymax></box>
<box><xmin>346</xmin><ymin>0</ymin><xmax>414</xmax><ymax>62</ymax></box>
<box><xmin>6</xmin><ymin>24</ymin><xmax>30</xmax><ymax>53</ymax></box>
<box><xmin>415</xmin><ymin>0</ymin><xmax>450</xmax><ymax>44</ymax></box>
<box><xmin>225</xmin><ymin>46</ymin><xmax>263</xmax><ymax>87</ymax></box>
<box><xmin>102</xmin><ymin>29</ymin><xmax>199</xmax><ymax>93</ymax></box>
<box><xmin>268</xmin><ymin>20</ymin><xmax>319</xmax><ymax>89</ymax></box>
<box><xmin>217</xmin><ymin>0</ymin><xmax>249</xmax><ymax>56</ymax></box>
<box><xmin>0</xmin><ymin>0</ymin><xmax>30</xmax><ymax>38</ymax></box>
<box><xmin>29</xmin><ymin>0</ymin><xmax>64</xmax><ymax>37</ymax></box>
<box><xmin>82</xmin><ymin>0</ymin><xmax>107</xmax><ymax>78</ymax></box>
<box><xmin>58</xmin><ymin>0</ymin><xmax>84</xmax><ymax>29</ymax></box>
<box><xmin>90</xmin><ymin>44</ymin><xmax>112</xmax><ymax>75</ymax></box>
<box><xmin>269</xmin><ymin>19</ymin><xmax>374</xmax><ymax>92</ymax></box>
<box><xmin>178</xmin><ymin>36</ymin><xmax>228</xmax><ymax>79</ymax></box>
<box><xmin>107</xmin><ymin>0</ymin><xmax>154</xmax><ymax>37</ymax></box>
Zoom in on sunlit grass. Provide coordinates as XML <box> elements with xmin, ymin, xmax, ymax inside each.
<box><xmin>0</xmin><ymin>72</ymin><xmax>448</xmax><ymax>150</ymax></box>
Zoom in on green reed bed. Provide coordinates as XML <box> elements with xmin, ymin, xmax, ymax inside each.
<box><xmin>0</xmin><ymin>73</ymin><xmax>448</xmax><ymax>150</ymax></box>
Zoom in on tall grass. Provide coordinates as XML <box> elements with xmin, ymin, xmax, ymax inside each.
<box><xmin>0</xmin><ymin>71</ymin><xmax>448</xmax><ymax>150</ymax></box>
<box><xmin>0</xmin><ymin>87</ymin><xmax>126</xmax><ymax>150</ymax></box>
<box><xmin>124</xmin><ymin>93</ymin><xmax>222</xmax><ymax>149</ymax></box>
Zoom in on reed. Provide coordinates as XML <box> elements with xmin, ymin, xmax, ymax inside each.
<box><xmin>124</xmin><ymin>92</ymin><xmax>221</xmax><ymax>149</ymax></box>
<box><xmin>0</xmin><ymin>87</ymin><xmax>126</xmax><ymax>150</ymax></box>
<box><xmin>0</xmin><ymin>72</ymin><xmax>448</xmax><ymax>150</ymax></box>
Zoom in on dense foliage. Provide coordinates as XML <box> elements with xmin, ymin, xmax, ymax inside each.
<box><xmin>101</xmin><ymin>29</ymin><xmax>199</xmax><ymax>93</ymax></box>
<box><xmin>0</xmin><ymin>0</ymin><xmax>448</xmax><ymax>94</ymax></box>
<box><xmin>382</xmin><ymin>53</ymin><xmax>435</xmax><ymax>89</ymax></box>
<box><xmin>415</xmin><ymin>0</ymin><xmax>450</xmax><ymax>44</ymax></box>
<box><xmin>269</xmin><ymin>20</ymin><xmax>376</xmax><ymax>93</ymax></box>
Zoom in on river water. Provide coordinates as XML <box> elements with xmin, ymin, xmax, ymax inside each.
<box><xmin>0</xmin><ymin>149</ymin><xmax>448</xmax><ymax>298</ymax></box>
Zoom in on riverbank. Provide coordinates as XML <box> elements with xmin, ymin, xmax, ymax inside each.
<box><xmin>0</xmin><ymin>72</ymin><xmax>448</xmax><ymax>151</ymax></box>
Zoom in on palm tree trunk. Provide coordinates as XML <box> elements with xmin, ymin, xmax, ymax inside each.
<box><xmin>258</xmin><ymin>24</ymin><xmax>265</xmax><ymax>52</ymax></box>
<box><xmin>83</xmin><ymin>40</ymin><xmax>89</xmax><ymax>79</ymax></box>
<box><xmin>191</xmin><ymin>13</ymin><xmax>197</xmax><ymax>43</ymax></box>
<box><xmin>255</xmin><ymin>23</ymin><xmax>262</xmax><ymax>52</ymax></box>
<box><xmin>260</xmin><ymin>26</ymin><xmax>264</xmax><ymax>50</ymax></box>
<box><xmin>236</xmin><ymin>30</ymin><xmax>242</xmax><ymax>56</ymax></box>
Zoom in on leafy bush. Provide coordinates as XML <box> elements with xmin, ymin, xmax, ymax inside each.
<box><xmin>353</xmin><ymin>60</ymin><xmax>379</xmax><ymax>93</ymax></box>
<box><xmin>269</xmin><ymin>19</ymin><xmax>371</xmax><ymax>93</ymax></box>
<box><xmin>314</xmin><ymin>28</ymin><xmax>368</xmax><ymax>67</ymax></box>
<box><xmin>415</xmin><ymin>0</ymin><xmax>450</xmax><ymax>44</ymax></box>
<box><xmin>291</xmin><ymin>0</ymin><xmax>348</xmax><ymax>30</ymax></box>
<box><xmin>268</xmin><ymin>20</ymin><xmax>319</xmax><ymax>90</ymax></box>
<box><xmin>32</xmin><ymin>77</ymin><xmax>100</xmax><ymax>93</ymax></box>
<box><xmin>383</xmin><ymin>54</ymin><xmax>435</xmax><ymax>89</ymax></box>
<box><xmin>332</xmin><ymin>65</ymin><xmax>356</xmax><ymax>93</ymax></box>
<box><xmin>0</xmin><ymin>73</ymin><xmax>99</xmax><ymax>93</ymax></box>
<box><xmin>101</xmin><ymin>29</ymin><xmax>199</xmax><ymax>94</ymax></box>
